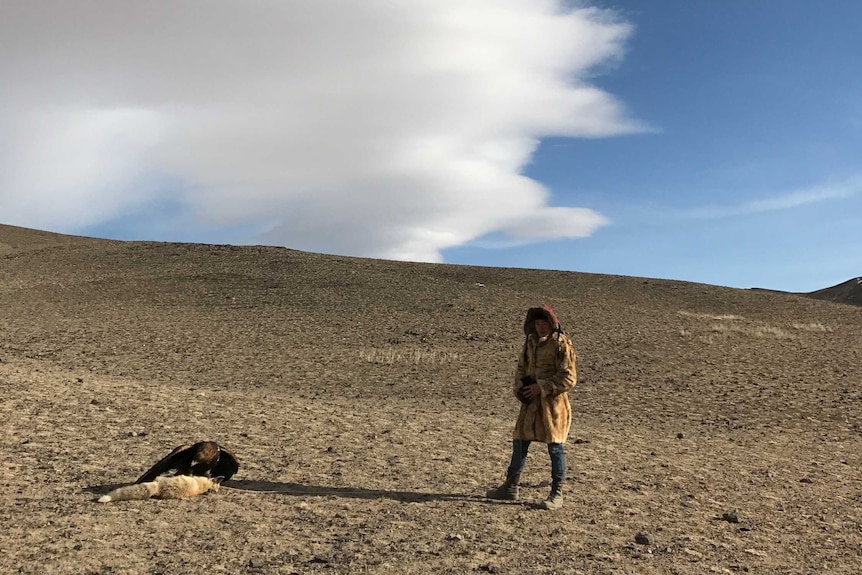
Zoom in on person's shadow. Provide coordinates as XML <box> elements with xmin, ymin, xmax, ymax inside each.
<box><xmin>84</xmin><ymin>480</ymin><xmax>524</xmax><ymax>506</ymax></box>
<box><xmin>224</xmin><ymin>479</ymin><xmax>496</xmax><ymax>504</ymax></box>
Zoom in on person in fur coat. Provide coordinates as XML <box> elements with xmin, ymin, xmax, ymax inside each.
<box><xmin>486</xmin><ymin>305</ymin><xmax>577</xmax><ymax>510</ymax></box>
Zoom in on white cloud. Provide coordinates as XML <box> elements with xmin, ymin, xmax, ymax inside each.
<box><xmin>0</xmin><ymin>0</ymin><xmax>643</xmax><ymax>261</ymax></box>
<box><xmin>1</xmin><ymin>107</ymin><xmax>166</xmax><ymax>230</ymax></box>
<box><xmin>502</xmin><ymin>207</ymin><xmax>610</xmax><ymax>240</ymax></box>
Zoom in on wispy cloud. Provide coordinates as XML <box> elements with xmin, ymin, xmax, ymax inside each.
<box><xmin>0</xmin><ymin>1</ymin><xmax>644</xmax><ymax>262</ymax></box>
<box><xmin>683</xmin><ymin>178</ymin><xmax>861</xmax><ymax>220</ymax></box>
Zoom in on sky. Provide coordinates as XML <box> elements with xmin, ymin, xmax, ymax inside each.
<box><xmin>2</xmin><ymin>1</ymin><xmax>860</xmax><ymax>293</ymax></box>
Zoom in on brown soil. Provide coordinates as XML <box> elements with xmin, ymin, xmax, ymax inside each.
<box><xmin>1</xmin><ymin>223</ymin><xmax>860</xmax><ymax>574</ymax></box>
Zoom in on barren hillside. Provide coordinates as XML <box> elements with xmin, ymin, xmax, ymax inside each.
<box><xmin>1</xmin><ymin>223</ymin><xmax>860</xmax><ymax>575</ymax></box>
<box><xmin>804</xmin><ymin>277</ymin><xmax>862</xmax><ymax>307</ymax></box>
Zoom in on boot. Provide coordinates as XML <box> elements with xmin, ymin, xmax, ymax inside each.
<box><xmin>485</xmin><ymin>474</ymin><xmax>520</xmax><ymax>500</ymax></box>
<box><xmin>540</xmin><ymin>479</ymin><xmax>563</xmax><ymax>510</ymax></box>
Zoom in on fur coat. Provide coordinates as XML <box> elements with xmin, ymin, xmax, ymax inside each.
<box><xmin>512</xmin><ymin>306</ymin><xmax>578</xmax><ymax>444</ymax></box>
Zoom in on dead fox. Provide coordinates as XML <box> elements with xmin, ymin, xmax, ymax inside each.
<box><xmin>98</xmin><ymin>475</ymin><xmax>222</xmax><ymax>503</ymax></box>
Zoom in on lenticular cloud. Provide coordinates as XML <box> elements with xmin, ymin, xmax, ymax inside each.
<box><xmin>0</xmin><ymin>1</ymin><xmax>643</xmax><ymax>261</ymax></box>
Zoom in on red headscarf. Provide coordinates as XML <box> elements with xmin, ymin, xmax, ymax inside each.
<box><xmin>523</xmin><ymin>305</ymin><xmax>560</xmax><ymax>335</ymax></box>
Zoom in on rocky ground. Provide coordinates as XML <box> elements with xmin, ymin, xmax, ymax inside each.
<box><xmin>1</xmin><ymin>224</ymin><xmax>860</xmax><ymax>574</ymax></box>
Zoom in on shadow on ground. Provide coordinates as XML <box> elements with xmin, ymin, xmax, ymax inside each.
<box><xmin>225</xmin><ymin>479</ymin><xmax>496</xmax><ymax>504</ymax></box>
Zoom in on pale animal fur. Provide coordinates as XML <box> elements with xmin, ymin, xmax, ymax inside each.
<box><xmin>98</xmin><ymin>475</ymin><xmax>222</xmax><ymax>503</ymax></box>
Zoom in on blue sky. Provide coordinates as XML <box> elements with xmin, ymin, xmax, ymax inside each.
<box><xmin>447</xmin><ymin>1</ymin><xmax>862</xmax><ymax>291</ymax></box>
<box><xmin>2</xmin><ymin>1</ymin><xmax>860</xmax><ymax>292</ymax></box>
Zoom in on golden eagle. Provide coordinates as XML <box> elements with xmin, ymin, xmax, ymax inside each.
<box><xmin>134</xmin><ymin>441</ymin><xmax>239</xmax><ymax>484</ymax></box>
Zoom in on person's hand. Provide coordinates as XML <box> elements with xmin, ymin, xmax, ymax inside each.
<box><xmin>522</xmin><ymin>382</ymin><xmax>542</xmax><ymax>400</ymax></box>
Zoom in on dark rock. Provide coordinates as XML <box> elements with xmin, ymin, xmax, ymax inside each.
<box><xmin>722</xmin><ymin>511</ymin><xmax>739</xmax><ymax>523</ymax></box>
<box><xmin>634</xmin><ymin>532</ymin><xmax>651</xmax><ymax>545</ymax></box>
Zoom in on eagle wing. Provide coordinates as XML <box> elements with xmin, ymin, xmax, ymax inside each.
<box><xmin>134</xmin><ymin>444</ymin><xmax>193</xmax><ymax>484</ymax></box>
<box><xmin>134</xmin><ymin>442</ymin><xmax>240</xmax><ymax>483</ymax></box>
<box><xmin>212</xmin><ymin>446</ymin><xmax>239</xmax><ymax>481</ymax></box>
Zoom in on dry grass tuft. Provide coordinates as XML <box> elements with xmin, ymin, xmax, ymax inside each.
<box><xmin>678</xmin><ymin>310</ymin><xmax>833</xmax><ymax>340</ymax></box>
<box><xmin>709</xmin><ymin>322</ymin><xmax>794</xmax><ymax>339</ymax></box>
<box><xmin>358</xmin><ymin>347</ymin><xmax>462</xmax><ymax>365</ymax></box>
<box><xmin>678</xmin><ymin>310</ymin><xmax>745</xmax><ymax>321</ymax></box>
<box><xmin>792</xmin><ymin>322</ymin><xmax>833</xmax><ymax>332</ymax></box>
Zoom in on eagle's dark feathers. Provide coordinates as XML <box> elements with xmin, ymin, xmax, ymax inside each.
<box><xmin>134</xmin><ymin>441</ymin><xmax>239</xmax><ymax>484</ymax></box>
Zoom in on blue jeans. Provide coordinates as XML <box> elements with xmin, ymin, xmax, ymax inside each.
<box><xmin>506</xmin><ymin>439</ymin><xmax>566</xmax><ymax>483</ymax></box>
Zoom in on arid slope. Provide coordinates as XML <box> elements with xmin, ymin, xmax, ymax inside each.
<box><xmin>1</xmin><ymin>224</ymin><xmax>860</xmax><ymax>575</ymax></box>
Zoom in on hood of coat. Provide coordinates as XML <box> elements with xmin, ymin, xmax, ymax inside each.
<box><xmin>523</xmin><ymin>305</ymin><xmax>560</xmax><ymax>336</ymax></box>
